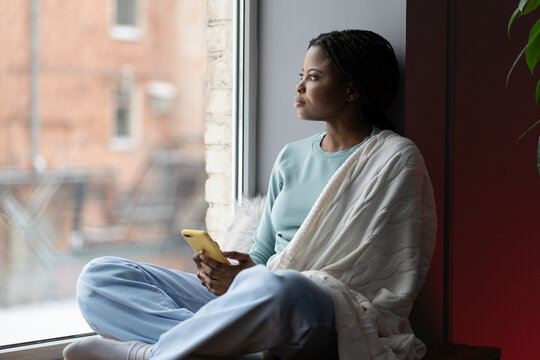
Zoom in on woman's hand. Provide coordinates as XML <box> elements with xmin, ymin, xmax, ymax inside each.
<box><xmin>192</xmin><ymin>251</ymin><xmax>256</xmax><ymax>295</ymax></box>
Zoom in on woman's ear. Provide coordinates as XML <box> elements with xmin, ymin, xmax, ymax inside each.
<box><xmin>346</xmin><ymin>83</ymin><xmax>359</xmax><ymax>101</ymax></box>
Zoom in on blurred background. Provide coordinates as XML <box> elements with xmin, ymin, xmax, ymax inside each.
<box><xmin>0</xmin><ymin>0</ymin><xmax>211</xmax><ymax>345</ymax></box>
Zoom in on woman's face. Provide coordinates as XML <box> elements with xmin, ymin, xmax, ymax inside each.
<box><xmin>294</xmin><ymin>45</ymin><xmax>353</xmax><ymax>121</ymax></box>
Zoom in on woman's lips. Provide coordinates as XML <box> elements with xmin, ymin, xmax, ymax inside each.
<box><xmin>294</xmin><ymin>97</ymin><xmax>305</xmax><ymax>108</ymax></box>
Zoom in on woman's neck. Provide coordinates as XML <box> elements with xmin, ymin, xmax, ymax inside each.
<box><xmin>321</xmin><ymin>120</ymin><xmax>372</xmax><ymax>152</ymax></box>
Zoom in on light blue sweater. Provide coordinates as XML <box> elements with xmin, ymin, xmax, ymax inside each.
<box><xmin>249</xmin><ymin>127</ymin><xmax>380</xmax><ymax>265</ymax></box>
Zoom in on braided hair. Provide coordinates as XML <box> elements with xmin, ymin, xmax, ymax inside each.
<box><xmin>308</xmin><ymin>30</ymin><xmax>399</xmax><ymax>131</ymax></box>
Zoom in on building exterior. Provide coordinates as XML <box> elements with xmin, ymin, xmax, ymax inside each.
<box><xmin>0</xmin><ymin>0</ymin><xmax>206</xmax><ymax>183</ymax></box>
<box><xmin>0</xmin><ymin>0</ymin><xmax>212</xmax><ymax>304</ymax></box>
<box><xmin>0</xmin><ymin>0</ymin><xmax>236</xmax><ymax>345</ymax></box>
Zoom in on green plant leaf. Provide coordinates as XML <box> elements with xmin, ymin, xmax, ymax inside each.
<box><xmin>507</xmin><ymin>41</ymin><xmax>529</xmax><ymax>85</ymax></box>
<box><xmin>526</xmin><ymin>18</ymin><xmax>540</xmax><ymax>73</ymax></box>
<box><xmin>524</xmin><ymin>0</ymin><xmax>540</xmax><ymax>14</ymax></box>
<box><xmin>508</xmin><ymin>0</ymin><xmax>530</xmax><ymax>35</ymax></box>
<box><xmin>517</xmin><ymin>119</ymin><xmax>540</xmax><ymax>143</ymax></box>
<box><xmin>519</xmin><ymin>0</ymin><xmax>531</xmax><ymax>12</ymax></box>
<box><xmin>509</xmin><ymin>8</ymin><xmax>522</xmax><ymax>36</ymax></box>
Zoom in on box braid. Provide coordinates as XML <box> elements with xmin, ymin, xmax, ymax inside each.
<box><xmin>308</xmin><ymin>30</ymin><xmax>399</xmax><ymax>131</ymax></box>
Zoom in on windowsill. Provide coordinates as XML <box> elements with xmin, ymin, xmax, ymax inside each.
<box><xmin>0</xmin><ymin>334</ymin><xmax>96</xmax><ymax>360</ymax></box>
<box><xmin>109</xmin><ymin>137</ymin><xmax>137</xmax><ymax>151</ymax></box>
<box><xmin>0</xmin><ymin>300</ymin><xmax>93</xmax><ymax>347</ymax></box>
<box><xmin>109</xmin><ymin>25</ymin><xmax>143</xmax><ymax>42</ymax></box>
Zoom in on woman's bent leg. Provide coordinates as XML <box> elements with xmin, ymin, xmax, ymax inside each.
<box><xmin>77</xmin><ymin>256</ymin><xmax>217</xmax><ymax>343</ymax></box>
<box><xmin>151</xmin><ymin>265</ymin><xmax>337</xmax><ymax>360</ymax></box>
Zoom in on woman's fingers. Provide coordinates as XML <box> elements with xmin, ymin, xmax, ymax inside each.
<box><xmin>195</xmin><ymin>251</ymin><xmax>228</xmax><ymax>294</ymax></box>
<box><xmin>222</xmin><ymin>251</ymin><xmax>247</xmax><ymax>260</ymax></box>
<box><xmin>222</xmin><ymin>251</ymin><xmax>256</xmax><ymax>268</ymax></box>
<box><xmin>200</xmin><ymin>253</ymin><xmax>225</xmax><ymax>270</ymax></box>
<box><xmin>198</xmin><ymin>269</ymin><xmax>227</xmax><ymax>295</ymax></box>
<box><xmin>197</xmin><ymin>251</ymin><xmax>255</xmax><ymax>295</ymax></box>
<box><xmin>201</xmin><ymin>262</ymin><xmax>223</xmax><ymax>279</ymax></box>
<box><xmin>192</xmin><ymin>250</ymin><xmax>204</xmax><ymax>270</ymax></box>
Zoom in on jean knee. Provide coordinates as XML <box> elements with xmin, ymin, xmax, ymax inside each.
<box><xmin>237</xmin><ymin>267</ymin><xmax>333</xmax><ymax>321</ymax></box>
<box><xmin>76</xmin><ymin>257</ymin><xmax>133</xmax><ymax>309</ymax></box>
<box><xmin>235</xmin><ymin>266</ymin><xmax>284</xmax><ymax>298</ymax></box>
<box><xmin>78</xmin><ymin>256</ymin><xmax>124</xmax><ymax>285</ymax></box>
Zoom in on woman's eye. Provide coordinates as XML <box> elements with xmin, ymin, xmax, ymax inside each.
<box><xmin>298</xmin><ymin>72</ymin><xmax>318</xmax><ymax>81</ymax></box>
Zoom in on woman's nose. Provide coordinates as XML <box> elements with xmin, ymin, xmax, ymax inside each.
<box><xmin>295</xmin><ymin>80</ymin><xmax>305</xmax><ymax>93</ymax></box>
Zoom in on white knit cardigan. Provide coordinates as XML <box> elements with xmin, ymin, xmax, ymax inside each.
<box><xmin>224</xmin><ymin>130</ymin><xmax>437</xmax><ymax>359</ymax></box>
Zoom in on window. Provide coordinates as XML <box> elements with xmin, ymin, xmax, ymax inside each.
<box><xmin>110</xmin><ymin>67</ymin><xmax>137</xmax><ymax>150</ymax></box>
<box><xmin>116</xmin><ymin>0</ymin><xmax>138</xmax><ymax>27</ymax></box>
<box><xmin>0</xmin><ymin>0</ymin><xmax>238</xmax><ymax>358</ymax></box>
<box><xmin>115</xmin><ymin>83</ymin><xmax>132</xmax><ymax>138</ymax></box>
<box><xmin>115</xmin><ymin>100</ymin><xmax>131</xmax><ymax>137</ymax></box>
<box><xmin>110</xmin><ymin>0</ymin><xmax>143</xmax><ymax>41</ymax></box>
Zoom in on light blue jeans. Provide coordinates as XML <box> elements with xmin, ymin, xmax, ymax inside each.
<box><xmin>76</xmin><ymin>257</ymin><xmax>337</xmax><ymax>360</ymax></box>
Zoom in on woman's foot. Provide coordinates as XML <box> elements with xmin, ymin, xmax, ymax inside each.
<box><xmin>63</xmin><ymin>337</ymin><xmax>153</xmax><ymax>360</ymax></box>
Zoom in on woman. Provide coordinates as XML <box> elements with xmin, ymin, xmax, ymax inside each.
<box><xmin>64</xmin><ymin>30</ymin><xmax>436</xmax><ymax>360</ymax></box>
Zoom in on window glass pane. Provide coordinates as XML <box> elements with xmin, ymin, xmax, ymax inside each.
<box><xmin>116</xmin><ymin>107</ymin><xmax>131</xmax><ymax>137</ymax></box>
<box><xmin>115</xmin><ymin>84</ymin><xmax>132</xmax><ymax>138</ymax></box>
<box><xmin>0</xmin><ymin>0</ymin><xmax>221</xmax><ymax>347</ymax></box>
<box><xmin>116</xmin><ymin>0</ymin><xmax>138</xmax><ymax>27</ymax></box>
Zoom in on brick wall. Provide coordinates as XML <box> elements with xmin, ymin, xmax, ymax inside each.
<box><xmin>204</xmin><ymin>0</ymin><xmax>234</xmax><ymax>241</ymax></box>
<box><xmin>0</xmin><ymin>0</ymin><xmax>210</xmax><ymax>253</ymax></box>
<box><xmin>0</xmin><ymin>0</ymin><xmax>206</xmax><ymax>187</ymax></box>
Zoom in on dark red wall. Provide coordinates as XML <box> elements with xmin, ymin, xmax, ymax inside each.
<box><xmin>451</xmin><ymin>1</ymin><xmax>540</xmax><ymax>357</ymax></box>
<box><xmin>407</xmin><ymin>1</ymin><xmax>540</xmax><ymax>358</ymax></box>
<box><xmin>405</xmin><ymin>0</ymin><xmax>448</xmax><ymax>345</ymax></box>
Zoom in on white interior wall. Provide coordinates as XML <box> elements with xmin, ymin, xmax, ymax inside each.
<box><xmin>255</xmin><ymin>0</ymin><xmax>406</xmax><ymax>193</ymax></box>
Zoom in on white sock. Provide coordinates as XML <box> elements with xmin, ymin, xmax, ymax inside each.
<box><xmin>63</xmin><ymin>337</ymin><xmax>153</xmax><ymax>360</ymax></box>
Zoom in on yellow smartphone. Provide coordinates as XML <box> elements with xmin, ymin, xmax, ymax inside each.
<box><xmin>181</xmin><ymin>229</ymin><xmax>230</xmax><ymax>264</ymax></box>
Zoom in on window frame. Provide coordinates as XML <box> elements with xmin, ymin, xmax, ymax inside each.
<box><xmin>0</xmin><ymin>335</ymin><xmax>96</xmax><ymax>360</ymax></box>
<box><xmin>0</xmin><ymin>0</ymin><xmax>248</xmax><ymax>357</ymax></box>
<box><xmin>234</xmin><ymin>0</ymin><xmax>258</xmax><ymax>200</ymax></box>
